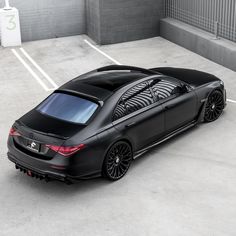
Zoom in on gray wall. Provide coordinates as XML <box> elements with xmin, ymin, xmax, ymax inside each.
<box><xmin>160</xmin><ymin>18</ymin><xmax>236</xmax><ymax>71</ymax></box>
<box><xmin>86</xmin><ymin>0</ymin><xmax>101</xmax><ymax>43</ymax></box>
<box><xmin>99</xmin><ymin>0</ymin><xmax>164</xmax><ymax>44</ymax></box>
<box><xmin>86</xmin><ymin>0</ymin><xmax>164</xmax><ymax>45</ymax></box>
<box><xmin>1</xmin><ymin>0</ymin><xmax>163</xmax><ymax>43</ymax></box>
<box><xmin>7</xmin><ymin>0</ymin><xmax>86</xmax><ymax>41</ymax></box>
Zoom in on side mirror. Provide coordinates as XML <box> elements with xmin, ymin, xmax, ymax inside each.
<box><xmin>181</xmin><ymin>84</ymin><xmax>192</xmax><ymax>93</ymax></box>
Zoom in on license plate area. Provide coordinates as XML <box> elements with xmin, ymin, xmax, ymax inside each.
<box><xmin>26</xmin><ymin>140</ymin><xmax>41</xmax><ymax>153</ymax></box>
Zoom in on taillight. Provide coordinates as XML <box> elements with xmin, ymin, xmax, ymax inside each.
<box><xmin>46</xmin><ymin>144</ymin><xmax>85</xmax><ymax>157</ymax></box>
<box><xmin>9</xmin><ymin>127</ymin><xmax>21</xmax><ymax>137</ymax></box>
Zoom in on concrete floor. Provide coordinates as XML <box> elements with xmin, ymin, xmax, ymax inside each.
<box><xmin>0</xmin><ymin>35</ymin><xmax>236</xmax><ymax>236</ymax></box>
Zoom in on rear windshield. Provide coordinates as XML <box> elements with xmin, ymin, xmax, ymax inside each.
<box><xmin>37</xmin><ymin>93</ymin><xmax>98</xmax><ymax>124</ymax></box>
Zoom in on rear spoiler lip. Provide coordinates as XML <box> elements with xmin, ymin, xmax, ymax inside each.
<box><xmin>15</xmin><ymin>120</ymin><xmax>69</xmax><ymax>140</ymax></box>
<box><xmin>97</xmin><ymin>65</ymin><xmax>158</xmax><ymax>75</ymax></box>
<box><xmin>55</xmin><ymin>89</ymin><xmax>104</xmax><ymax>107</ymax></box>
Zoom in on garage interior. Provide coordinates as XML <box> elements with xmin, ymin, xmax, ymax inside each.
<box><xmin>0</xmin><ymin>0</ymin><xmax>236</xmax><ymax>235</ymax></box>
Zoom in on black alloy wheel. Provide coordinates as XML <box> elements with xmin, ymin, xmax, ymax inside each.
<box><xmin>204</xmin><ymin>90</ymin><xmax>224</xmax><ymax>122</ymax></box>
<box><xmin>103</xmin><ymin>141</ymin><xmax>133</xmax><ymax>181</ymax></box>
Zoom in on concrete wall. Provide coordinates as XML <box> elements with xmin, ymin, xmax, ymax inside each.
<box><xmin>1</xmin><ymin>0</ymin><xmax>163</xmax><ymax>44</ymax></box>
<box><xmin>86</xmin><ymin>0</ymin><xmax>101</xmax><ymax>43</ymax></box>
<box><xmin>160</xmin><ymin>18</ymin><xmax>236</xmax><ymax>71</ymax></box>
<box><xmin>86</xmin><ymin>0</ymin><xmax>164</xmax><ymax>45</ymax></box>
<box><xmin>100</xmin><ymin>0</ymin><xmax>164</xmax><ymax>44</ymax></box>
<box><xmin>3</xmin><ymin>0</ymin><xmax>86</xmax><ymax>41</ymax></box>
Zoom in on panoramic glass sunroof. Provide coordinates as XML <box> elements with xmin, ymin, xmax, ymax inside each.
<box><xmin>85</xmin><ymin>72</ymin><xmax>146</xmax><ymax>92</ymax></box>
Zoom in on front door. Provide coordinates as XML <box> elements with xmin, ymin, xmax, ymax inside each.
<box><xmin>163</xmin><ymin>91</ymin><xmax>197</xmax><ymax>133</ymax></box>
<box><xmin>150</xmin><ymin>78</ymin><xmax>197</xmax><ymax>134</ymax></box>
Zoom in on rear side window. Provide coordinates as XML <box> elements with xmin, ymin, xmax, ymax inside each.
<box><xmin>125</xmin><ymin>86</ymin><xmax>153</xmax><ymax>115</ymax></box>
<box><xmin>113</xmin><ymin>101</ymin><xmax>126</xmax><ymax>121</ymax></box>
<box><xmin>37</xmin><ymin>93</ymin><xmax>98</xmax><ymax>124</ymax></box>
<box><xmin>113</xmin><ymin>82</ymin><xmax>154</xmax><ymax>121</ymax></box>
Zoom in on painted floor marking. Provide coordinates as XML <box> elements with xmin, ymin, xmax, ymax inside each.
<box><xmin>12</xmin><ymin>40</ymin><xmax>236</xmax><ymax>103</ymax></box>
<box><xmin>12</xmin><ymin>49</ymin><xmax>50</xmax><ymax>91</ymax></box>
<box><xmin>227</xmin><ymin>99</ymin><xmax>236</xmax><ymax>104</ymax></box>
<box><xmin>84</xmin><ymin>39</ymin><xmax>122</xmax><ymax>65</ymax></box>
<box><xmin>20</xmin><ymin>48</ymin><xmax>58</xmax><ymax>89</ymax></box>
<box><xmin>84</xmin><ymin>39</ymin><xmax>236</xmax><ymax>105</ymax></box>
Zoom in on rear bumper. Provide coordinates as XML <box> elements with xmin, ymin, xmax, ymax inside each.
<box><xmin>8</xmin><ymin>152</ymin><xmax>73</xmax><ymax>183</ymax></box>
<box><xmin>7</xmin><ymin>137</ymin><xmax>102</xmax><ymax>183</ymax></box>
<box><xmin>8</xmin><ymin>152</ymin><xmax>101</xmax><ymax>183</ymax></box>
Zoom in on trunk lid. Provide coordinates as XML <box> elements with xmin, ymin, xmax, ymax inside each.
<box><xmin>13</xmin><ymin>110</ymin><xmax>86</xmax><ymax>159</ymax></box>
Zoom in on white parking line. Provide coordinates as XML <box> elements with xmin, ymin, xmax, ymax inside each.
<box><xmin>84</xmin><ymin>39</ymin><xmax>122</xmax><ymax>65</ymax></box>
<box><xmin>12</xmin><ymin>49</ymin><xmax>51</xmax><ymax>91</ymax></box>
<box><xmin>227</xmin><ymin>99</ymin><xmax>236</xmax><ymax>104</ymax></box>
<box><xmin>12</xmin><ymin>41</ymin><xmax>236</xmax><ymax>105</ymax></box>
<box><xmin>20</xmin><ymin>48</ymin><xmax>58</xmax><ymax>89</ymax></box>
<box><xmin>84</xmin><ymin>39</ymin><xmax>236</xmax><ymax>105</ymax></box>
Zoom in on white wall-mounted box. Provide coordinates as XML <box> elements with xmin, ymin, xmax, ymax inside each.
<box><xmin>0</xmin><ymin>7</ymin><xmax>21</xmax><ymax>47</ymax></box>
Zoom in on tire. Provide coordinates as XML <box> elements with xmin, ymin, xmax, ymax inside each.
<box><xmin>103</xmin><ymin>141</ymin><xmax>133</xmax><ymax>181</ymax></box>
<box><xmin>204</xmin><ymin>90</ymin><xmax>224</xmax><ymax>122</ymax></box>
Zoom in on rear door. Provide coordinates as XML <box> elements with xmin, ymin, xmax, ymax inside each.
<box><xmin>113</xmin><ymin>81</ymin><xmax>165</xmax><ymax>151</ymax></box>
<box><xmin>151</xmin><ymin>78</ymin><xmax>197</xmax><ymax>133</ymax></box>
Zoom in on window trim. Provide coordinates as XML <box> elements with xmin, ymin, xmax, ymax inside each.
<box><xmin>112</xmin><ymin>91</ymin><xmax>186</xmax><ymax>125</ymax></box>
<box><xmin>113</xmin><ymin>96</ymin><xmax>163</xmax><ymax>125</ymax></box>
<box><xmin>112</xmin><ymin>76</ymin><xmax>190</xmax><ymax>123</ymax></box>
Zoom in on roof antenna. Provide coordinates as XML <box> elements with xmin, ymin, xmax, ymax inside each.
<box><xmin>4</xmin><ymin>0</ymin><xmax>11</xmax><ymax>10</ymax></box>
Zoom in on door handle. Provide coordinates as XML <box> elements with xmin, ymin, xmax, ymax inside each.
<box><xmin>125</xmin><ymin>122</ymin><xmax>136</xmax><ymax>128</ymax></box>
<box><xmin>164</xmin><ymin>104</ymin><xmax>174</xmax><ymax>110</ymax></box>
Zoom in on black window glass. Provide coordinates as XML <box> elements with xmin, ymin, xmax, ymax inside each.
<box><xmin>151</xmin><ymin>80</ymin><xmax>179</xmax><ymax>100</ymax></box>
<box><xmin>113</xmin><ymin>101</ymin><xmax>126</xmax><ymax>121</ymax></box>
<box><xmin>125</xmin><ymin>87</ymin><xmax>153</xmax><ymax>115</ymax></box>
<box><xmin>37</xmin><ymin>93</ymin><xmax>98</xmax><ymax>124</ymax></box>
<box><xmin>113</xmin><ymin>82</ymin><xmax>154</xmax><ymax>120</ymax></box>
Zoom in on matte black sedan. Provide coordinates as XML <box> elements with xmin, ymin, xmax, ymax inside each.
<box><xmin>8</xmin><ymin>65</ymin><xmax>226</xmax><ymax>183</ymax></box>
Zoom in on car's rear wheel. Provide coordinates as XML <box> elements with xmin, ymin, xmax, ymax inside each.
<box><xmin>204</xmin><ymin>90</ymin><xmax>224</xmax><ymax>122</ymax></box>
<box><xmin>103</xmin><ymin>141</ymin><xmax>133</xmax><ymax>181</ymax></box>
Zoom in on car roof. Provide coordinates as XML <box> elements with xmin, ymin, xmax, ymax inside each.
<box><xmin>58</xmin><ymin>65</ymin><xmax>160</xmax><ymax>102</ymax></box>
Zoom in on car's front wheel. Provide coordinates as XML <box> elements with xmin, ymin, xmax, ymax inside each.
<box><xmin>204</xmin><ymin>90</ymin><xmax>224</xmax><ymax>122</ymax></box>
<box><xmin>103</xmin><ymin>141</ymin><xmax>133</xmax><ymax>181</ymax></box>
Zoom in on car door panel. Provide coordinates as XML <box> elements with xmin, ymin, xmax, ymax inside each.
<box><xmin>163</xmin><ymin>91</ymin><xmax>197</xmax><ymax>133</ymax></box>
<box><xmin>113</xmin><ymin>103</ymin><xmax>165</xmax><ymax>152</ymax></box>
<box><xmin>150</xmin><ymin>77</ymin><xmax>198</xmax><ymax>134</ymax></box>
